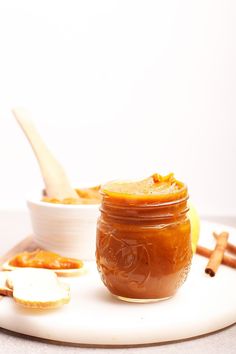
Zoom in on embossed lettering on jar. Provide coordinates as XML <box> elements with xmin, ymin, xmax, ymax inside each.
<box><xmin>96</xmin><ymin>174</ymin><xmax>193</xmax><ymax>303</ymax></box>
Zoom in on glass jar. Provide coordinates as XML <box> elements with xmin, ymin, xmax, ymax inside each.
<box><xmin>96</xmin><ymin>174</ymin><xmax>192</xmax><ymax>303</ymax></box>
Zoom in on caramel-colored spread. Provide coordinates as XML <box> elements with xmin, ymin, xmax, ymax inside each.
<box><xmin>96</xmin><ymin>173</ymin><xmax>192</xmax><ymax>301</ymax></box>
<box><xmin>102</xmin><ymin>173</ymin><xmax>185</xmax><ymax>202</ymax></box>
<box><xmin>9</xmin><ymin>250</ymin><xmax>83</xmax><ymax>270</ymax></box>
<box><xmin>42</xmin><ymin>185</ymin><xmax>101</xmax><ymax>205</ymax></box>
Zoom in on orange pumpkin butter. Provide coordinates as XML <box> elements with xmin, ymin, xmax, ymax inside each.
<box><xmin>42</xmin><ymin>186</ymin><xmax>101</xmax><ymax>205</ymax></box>
<box><xmin>96</xmin><ymin>173</ymin><xmax>192</xmax><ymax>302</ymax></box>
<box><xmin>9</xmin><ymin>250</ymin><xmax>83</xmax><ymax>270</ymax></box>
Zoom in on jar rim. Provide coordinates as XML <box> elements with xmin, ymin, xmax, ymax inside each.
<box><xmin>101</xmin><ymin>185</ymin><xmax>188</xmax><ymax>206</ymax></box>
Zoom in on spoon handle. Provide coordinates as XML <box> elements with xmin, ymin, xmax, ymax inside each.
<box><xmin>12</xmin><ymin>108</ymin><xmax>79</xmax><ymax>200</ymax></box>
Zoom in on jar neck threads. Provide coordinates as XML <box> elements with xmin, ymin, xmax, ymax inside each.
<box><xmin>100</xmin><ymin>196</ymin><xmax>189</xmax><ymax>223</ymax></box>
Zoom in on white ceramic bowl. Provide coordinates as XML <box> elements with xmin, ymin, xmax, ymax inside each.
<box><xmin>27</xmin><ymin>199</ymin><xmax>100</xmax><ymax>260</ymax></box>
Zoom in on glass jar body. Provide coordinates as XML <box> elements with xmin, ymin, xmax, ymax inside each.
<box><xmin>96</xmin><ymin>199</ymin><xmax>192</xmax><ymax>302</ymax></box>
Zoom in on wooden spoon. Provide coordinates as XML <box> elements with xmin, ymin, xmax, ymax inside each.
<box><xmin>12</xmin><ymin>108</ymin><xmax>80</xmax><ymax>200</ymax></box>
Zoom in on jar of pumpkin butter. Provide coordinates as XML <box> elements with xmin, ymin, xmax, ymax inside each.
<box><xmin>96</xmin><ymin>173</ymin><xmax>192</xmax><ymax>303</ymax></box>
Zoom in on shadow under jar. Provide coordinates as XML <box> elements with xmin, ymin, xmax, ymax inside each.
<box><xmin>96</xmin><ymin>174</ymin><xmax>192</xmax><ymax>303</ymax></box>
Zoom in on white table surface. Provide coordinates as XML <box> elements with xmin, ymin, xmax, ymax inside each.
<box><xmin>0</xmin><ymin>210</ymin><xmax>235</xmax><ymax>354</ymax></box>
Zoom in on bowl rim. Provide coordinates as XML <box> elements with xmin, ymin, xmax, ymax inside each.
<box><xmin>27</xmin><ymin>198</ymin><xmax>101</xmax><ymax>210</ymax></box>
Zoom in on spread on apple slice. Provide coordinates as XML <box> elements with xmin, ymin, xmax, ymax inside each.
<box><xmin>3</xmin><ymin>249</ymin><xmax>85</xmax><ymax>277</ymax></box>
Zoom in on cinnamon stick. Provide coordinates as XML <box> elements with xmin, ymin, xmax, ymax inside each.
<box><xmin>213</xmin><ymin>231</ymin><xmax>236</xmax><ymax>255</ymax></box>
<box><xmin>205</xmin><ymin>232</ymin><xmax>229</xmax><ymax>276</ymax></box>
<box><xmin>196</xmin><ymin>245</ymin><xmax>236</xmax><ymax>269</ymax></box>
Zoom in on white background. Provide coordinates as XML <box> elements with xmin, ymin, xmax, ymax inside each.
<box><xmin>0</xmin><ymin>0</ymin><xmax>235</xmax><ymax>216</ymax></box>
